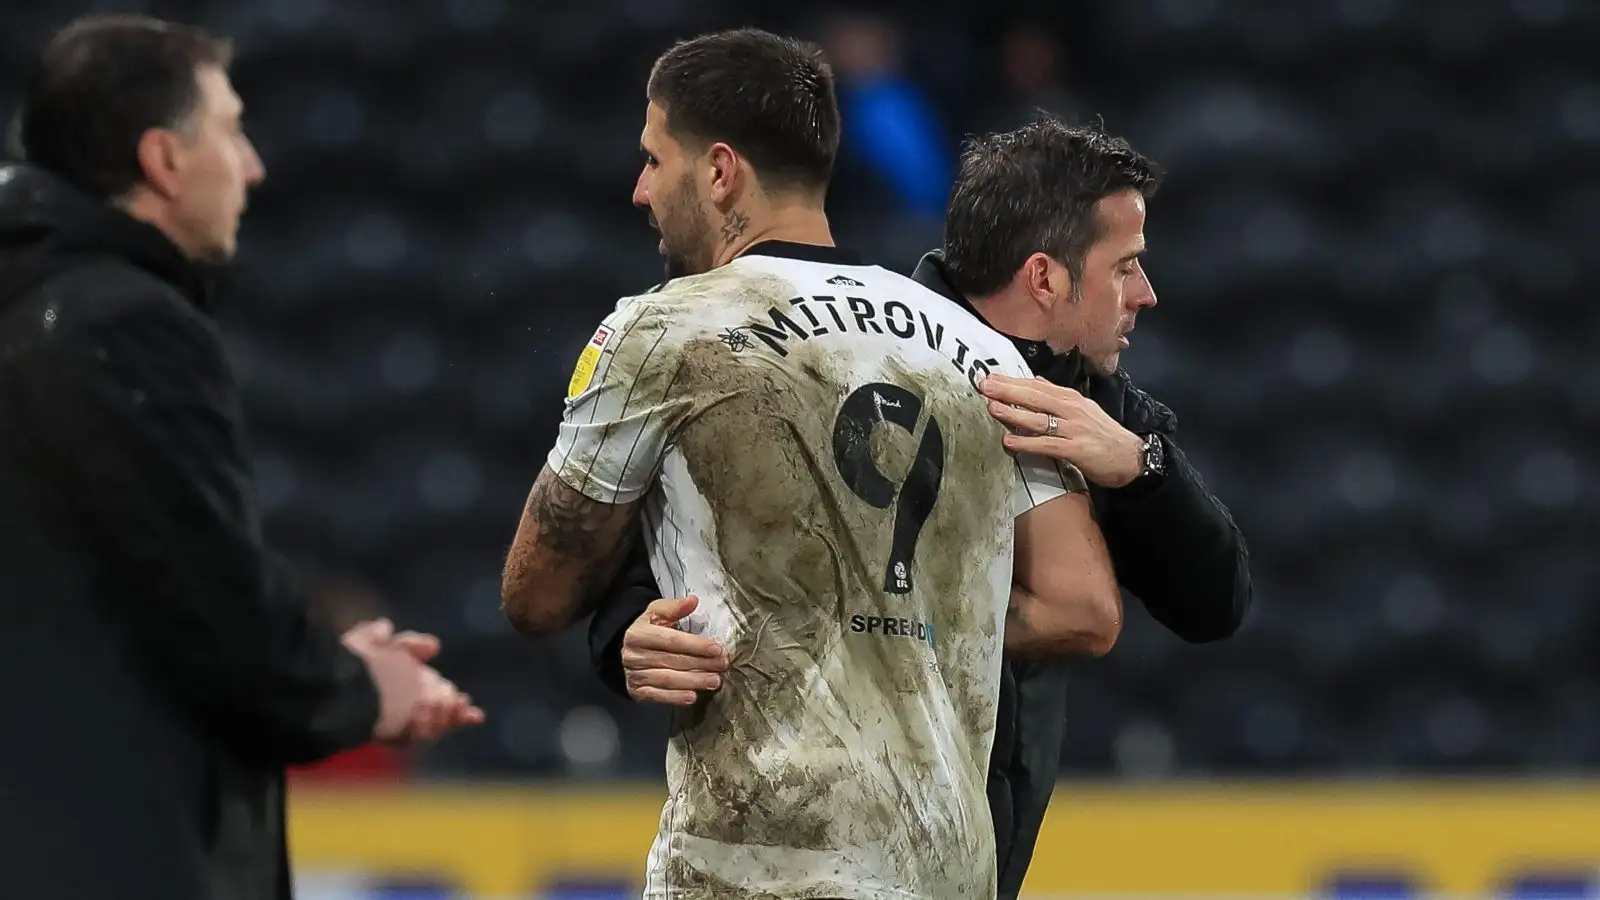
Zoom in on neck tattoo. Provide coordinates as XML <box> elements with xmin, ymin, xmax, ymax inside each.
<box><xmin>720</xmin><ymin>209</ymin><xmax>750</xmax><ymax>243</ymax></box>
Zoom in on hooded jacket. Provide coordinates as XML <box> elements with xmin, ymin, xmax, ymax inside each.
<box><xmin>0</xmin><ymin>163</ymin><xmax>378</xmax><ymax>900</ymax></box>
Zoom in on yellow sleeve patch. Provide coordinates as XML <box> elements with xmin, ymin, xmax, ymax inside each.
<box><xmin>566</xmin><ymin>324</ymin><xmax>613</xmax><ymax>399</ymax></box>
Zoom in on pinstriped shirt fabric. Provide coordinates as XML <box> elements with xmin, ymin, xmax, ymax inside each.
<box><xmin>547</xmin><ymin>253</ymin><xmax>1084</xmax><ymax>900</ymax></box>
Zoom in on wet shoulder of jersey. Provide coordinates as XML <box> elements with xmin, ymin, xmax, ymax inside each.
<box><xmin>624</xmin><ymin>263</ymin><xmax>798</xmax><ymax>325</ymax></box>
<box><xmin>629</xmin><ymin>258</ymin><xmax>1020</xmax><ymax>369</ymax></box>
<box><xmin>615</xmin><ymin>257</ymin><xmax>1029</xmax><ymax>446</ymax></box>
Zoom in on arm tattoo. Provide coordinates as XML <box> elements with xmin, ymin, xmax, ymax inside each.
<box><xmin>528</xmin><ymin>469</ymin><xmax>610</xmax><ymax>559</ymax></box>
<box><xmin>503</xmin><ymin>469</ymin><xmax>637</xmax><ymax>632</ymax></box>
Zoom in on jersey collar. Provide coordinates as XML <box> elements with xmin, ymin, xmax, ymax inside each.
<box><xmin>911</xmin><ymin>249</ymin><xmax>1088</xmax><ymax>387</ymax></box>
<box><xmin>739</xmin><ymin>240</ymin><xmax>864</xmax><ymax>266</ymax></box>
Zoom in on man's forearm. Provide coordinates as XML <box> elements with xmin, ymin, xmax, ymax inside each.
<box><xmin>502</xmin><ymin>466</ymin><xmax>639</xmax><ymax>637</ymax></box>
<box><xmin>1101</xmin><ymin>438</ymin><xmax>1251</xmax><ymax>642</ymax></box>
<box><xmin>238</xmin><ymin>575</ymin><xmax>383</xmax><ymax>766</ymax></box>
<box><xmin>1004</xmin><ymin>584</ymin><xmax>1119</xmax><ymax>658</ymax></box>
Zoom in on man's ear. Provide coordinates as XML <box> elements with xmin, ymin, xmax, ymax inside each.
<box><xmin>1022</xmin><ymin>252</ymin><xmax>1070</xmax><ymax>310</ymax></box>
<box><xmin>706</xmin><ymin>141</ymin><xmax>744</xmax><ymax>207</ymax></box>
<box><xmin>134</xmin><ymin>127</ymin><xmax>184</xmax><ymax>199</ymax></box>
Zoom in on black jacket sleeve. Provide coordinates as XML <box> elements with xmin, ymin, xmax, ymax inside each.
<box><xmin>26</xmin><ymin>290</ymin><xmax>379</xmax><ymax>765</ymax></box>
<box><xmin>1091</xmin><ymin>376</ymin><xmax>1252</xmax><ymax>643</ymax></box>
<box><xmin>587</xmin><ymin>540</ymin><xmax>663</xmax><ymax>699</ymax></box>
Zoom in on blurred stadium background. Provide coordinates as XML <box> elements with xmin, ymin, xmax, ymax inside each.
<box><xmin>4</xmin><ymin>0</ymin><xmax>1598</xmax><ymax>897</ymax></box>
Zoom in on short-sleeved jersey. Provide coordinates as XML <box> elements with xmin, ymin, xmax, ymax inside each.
<box><xmin>548</xmin><ymin>247</ymin><xmax>1086</xmax><ymax>900</ymax></box>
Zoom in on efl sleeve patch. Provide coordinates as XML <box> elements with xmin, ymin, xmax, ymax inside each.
<box><xmin>566</xmin><ymin>324</ymin><xmax>613</xmax><ymax>399</ymax></box>
<box><xmin>546</xmin><ymin>302</ymin><xmax>688</xmax><ymax>505</ymax></box>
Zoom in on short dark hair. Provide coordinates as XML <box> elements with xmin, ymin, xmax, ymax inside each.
<box><xmin>943</xmin><ymin>117</ymin><xmax>1163</xmax><ymax>299</ymax></box>
<box><xmin>15</xmin><ymin>14</ymin><xmax>233</xmax><ymax>201</ymax></box>
<box><xmin>647</xmin><ymin>28</ymin><xmax>840</xmax><ymax>195</ymax></box>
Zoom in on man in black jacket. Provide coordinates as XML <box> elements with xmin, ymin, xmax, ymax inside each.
<box><xmin>0</xmin><ymin>15</ymin><xmax>481</xmax><ymax>900</ymax></box>
<box><xmin>587</xmin><ymin>118</ymin><xmax>1251</xmax><ymax>898</ymax></box>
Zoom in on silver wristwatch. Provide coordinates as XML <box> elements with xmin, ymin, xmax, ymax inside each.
<box><xmin>1132</xmin><ymin>432</ymin><xmax>1166</xmax><ymax>487</ymax></box>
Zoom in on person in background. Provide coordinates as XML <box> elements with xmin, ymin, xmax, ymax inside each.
<box><xmin>0</xmin><ymin>15</ymin><xmax>481</xmax><ymax>900</ymax></box>
<box><xmin>989</xmin><ymin>23</ymin><xmax>1084</xmax><ymax>130</ymax></box>
<box><xmin>823</xmin><ymin>12</ymin><xmax>952</xmax><ymax>219</ymax></box>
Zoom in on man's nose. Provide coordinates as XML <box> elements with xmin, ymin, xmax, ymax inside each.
<box><xmin>243</xmin><ymin>137</ymin><xmax>266</xmax><ymax>186</ymax></box>
<box><xmin>1129</xmin><ymin>262</ymin><xmax>1157</xmax><ymax>310</ymax></box>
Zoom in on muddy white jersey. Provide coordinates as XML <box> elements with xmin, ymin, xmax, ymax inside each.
<box><xmin>548</xmin><ymin>244</ymin><xmax>1085</xmax><ymax>900</ymax></box>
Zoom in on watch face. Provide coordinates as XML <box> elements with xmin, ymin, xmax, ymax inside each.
<box><xmin>1145</xmin><ymin>434</ymin><xmax>1166</xmax><ymax>475</ymax></box>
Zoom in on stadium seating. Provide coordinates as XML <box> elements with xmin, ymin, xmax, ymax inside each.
<box><xmin>3</xmin><ymin>0</ymin><xmax>1593</xmax><ymax>778</ymax></box>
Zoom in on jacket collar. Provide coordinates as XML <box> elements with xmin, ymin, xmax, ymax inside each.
<box><xmin>0</xmin><ymin>164</ymin><xmax>230</xmax><ymax>313</ymax></box>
